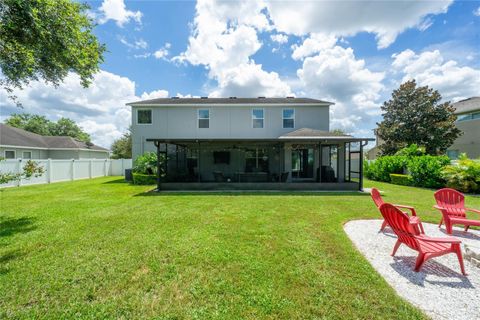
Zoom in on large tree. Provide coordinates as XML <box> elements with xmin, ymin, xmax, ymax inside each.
<box><xmin>377</xmin><ymin>80</ymin><xmax>461</xmax><ymax>155</ymax></box>
<box><xmin>5</xmin><ymin>113</ymin><xmax>91</xmax><ymax>142</ymax></box>
<box><xmin>111</xmin><ymin>130</ymin><xmax>132</xmax><ymax>159</ymax></box>
<box><xmin>0</xmin><ymin>0</ymin><xmax>105</xmax><ymax>102</ymax></box>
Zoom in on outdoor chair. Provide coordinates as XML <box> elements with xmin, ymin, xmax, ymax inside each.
<box><xmin>213</xmin><ymin>171</ymin><xmax>225</xmax><ymax>182</ymax></box>
<box><xmin>434</xmin><ymin>188</ymin><xmax>480</xmax><ymax>234</ymax></box>
<box><xmin>379</xmin><ymin>203</ymin><xmax>466</xmax><ymax>275</ymax></box>
<box><xmin>280</xmin><ymin>172</ymin><xmax>289</xmax><ymax>182</ymax></box>
<box><xmin>371</xmin><ymin>188</ymin><xmax>425</xmax><ymax>234</ymax></box>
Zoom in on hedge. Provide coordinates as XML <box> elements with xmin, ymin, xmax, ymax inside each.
<box><xmin>389</xmin><ymin>174</ymin><xmax>412</xmax><ymax>186</ymax></box>
<box><xmin>408</xmin><ymin>155</ymin><xmax>450</xmax><ymax>188</ymax></box>
<box><xmin>132</xmin><ymin>173</ymin><xmax>157</xmax><ymax>185</ymax></box>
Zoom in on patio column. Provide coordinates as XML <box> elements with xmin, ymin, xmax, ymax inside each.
<box><xmin>155</xmin><ymin>141</ymin><xmax>161</xmax><ymax>191</ymax></box>
<box><xmin>359</xmin><ymin>141</ymin><xmax>365</xmax><ymax>191</ymax></box>
<box><xmin>284</xmin><ymin>143</ymin><xmax>292</xmax><ymax>182</ymax></box>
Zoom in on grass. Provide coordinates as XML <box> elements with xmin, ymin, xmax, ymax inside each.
<box><xmin>1</xmin><ymin>177</ymin><xmax>479</xmax><ymax>319</ymax></box>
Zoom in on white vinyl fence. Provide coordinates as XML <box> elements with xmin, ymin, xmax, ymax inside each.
<box><xmin>0</xmin><ymin>158</ymin><xmax>132</xmax><ymax>188</ymax></box>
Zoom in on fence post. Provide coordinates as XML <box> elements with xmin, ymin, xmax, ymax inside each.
<box><xmin>47</xmin><ymin>159</ymin><xmax>52</xmax><ymax>183</ymax></box>
<box><xmin>71</xmin><ymin>159</ymin><xmax>75</xmax><ymax>181</ymax></box>
<box><xmin>89</xmin><ymin>159</ymin><xmax>93</xmax><ymax>179</ymax></box>
<box><xmin>104</xmin><ymin>159</ymin><xmax>107</xmax><ymax>176</ymax></box>
<box><xmin>17</xmin><ymin>159</ymin><xmax>22</xmax><ymax>187</ymax></box>
<box><xmin>121</xmin><ymin>159</ymin><xmax>125</xmax><ymax>176</ymax></box>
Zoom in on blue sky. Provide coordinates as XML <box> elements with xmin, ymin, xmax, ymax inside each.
<box><xmin>1</xmin><ymin>0</ymin><xmax>479</xmax><ymax>147</ymax></box>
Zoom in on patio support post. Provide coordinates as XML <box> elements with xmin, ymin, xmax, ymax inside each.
<box><xmin>155</xmin><ymin>141</ymin><xmax>161</xmax><ymax>191</ymax></box>
<box><xmin>359</xmin><ymin>141</ymin><xmax>367</xmax><ymax>191</ymax></box>
<box><xmin>164</xmin><ymin>143</ymin><xmax>168</xmax><ymax>182</ymax></box>
<box><xmin>197</xmin><ymin>141</ymin><xmax>201</xmax><ymax>182</ymax></box>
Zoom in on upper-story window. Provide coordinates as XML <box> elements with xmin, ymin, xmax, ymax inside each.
<box><xmin>137</xmin><ymin>109</ymin><xmax>152</xmax><ymax>124</ymax></box>
<box><xmin>198</xmin><ymin>109</ymin><xmax>210</xmax><ymax>128</ymax></box>
<box><xmin>457</xmin><ymin>112</ymin><xmax>480</xmax><ymax>122</ymax></box>
<box><xmin>283</xmin><ymin>108</ymin><xmax>295</xmax><ymax>128</ymax></box>
<box><xmin>252</xmin><ymin>109</ymin><xmax>264</xmax><ymax>128</ymax></box>
<box><xmin>4</xmin><ymin>150</ymin><xmax>15</xmax><ymax>159</ymax></box>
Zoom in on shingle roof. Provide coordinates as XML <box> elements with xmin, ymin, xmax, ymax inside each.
<box><xmin>452</xmin><ymin>97</ymin><xmax>480</xmax><ymax>115</ymax></box>
<box><xmin>127</xmin><ymin>97</ymin><xmax>333</xmax><ymax>106</ymax></box>
<box><xmin>0</xmin><ymin>124</ymin><xmax>109</xmax><ymax>151</ymax></box>
<box><xmin>279</xmin><ymin>128</ymin><xmax>353</xmax><ymax>138</ymax></box>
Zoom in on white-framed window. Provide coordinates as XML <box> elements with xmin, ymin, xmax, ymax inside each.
<box><xmin>137</xmin><ymin>109</ymin><xmax>152</xmax><ymax>125</ymax></box>
<box><xmin>283</xmin><ymin>108</ymin><xmax>295</xmax><ymax>128</ymax></box>
<box><xmin>22</xmin><ymin>151</ymin><xmax>32</xmax><ymax>159</ymax></box>
<box><xmin>252</xmin><ymin>108</ymin><xmax>264</xmax><ymax>128</ymax></box>
<box><xmin>198</xmin><ymin>109</ymin><xmax>210</xmax><ymax>128</ymax></box>
<box><xmin>4</xmin><ymin>150</ymin><xmax>15</xmax><ymax>159</ymax></box>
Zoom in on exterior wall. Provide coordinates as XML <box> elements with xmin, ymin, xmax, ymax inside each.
<box><xmin>447</xmin><ymin>118</ymin><xmax>480</xmax><ymax>159</ymax></box>
<box><xmin>131</xmin><ymin>105</ymin><xmax>330</xmax><ymax>159</ymax></box>
<box><xmin>78</xmin><ymin>150</ymin><xmax>109</xmax><ymax>159</ymax></box>
<box><xmin>47</xmin><ymin>150</ymin><xmax>80</xmax><ymax>159</ymax></box>
<box><xmin>0</xmin><ymin>147</ymin><xmax>48</xmax><ymax>159</ymax></box>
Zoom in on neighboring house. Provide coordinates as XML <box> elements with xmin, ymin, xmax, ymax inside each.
<box><xmin>0</xmin><ymin>124</ymin><xmax>110</xmax><ymax>159</ymax></box>
<box><xmin>447</xmin><ymin>97</ymin><xmax>480</xmax><ymax>159</ymax></box>
<box><xmin>127</xmin><ymin>97</ymin><xmax>373</xmax><ymax>191</ymax></box>
<box><xmin>367</xmin><ymin>97</ymin><xmax>480</xmax><ymax>160</ymax></box>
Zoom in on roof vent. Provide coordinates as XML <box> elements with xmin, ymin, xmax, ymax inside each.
<box><xmin>171</xmin><ymin>96</ymin><xmax>180</xmax><ymax>99</ymax></box>
<box><xmin>229</xmin><ymin>96</ymin><xmax>237</xmax><ymax>99</ymax></box>
<box><xmin>286</xmin><ymin>96</ymin><xmax>295</xmax><ymax>99</ymax></box>
<box><xmin>201</xmin><ymin>96</ymin><xmax>208</xmax><ymax>99</ymax></box>
<box><xmin>258</xmin><ymin>96</ymin><xmax>266</xmax><ymax>99</ymax></box>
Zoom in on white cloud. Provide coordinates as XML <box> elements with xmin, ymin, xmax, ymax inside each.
<box><xmin>266</xmin><ymin>0</ymin><xmax>452</xmax><ymax>48</ymax></box>
<box><xmin>291</xmin><ymin>33</ymin><xmax>337</xmax><ymax>60</ymax></box>
<box><xmin>140</xmin><ymin>89</ymin><xmax>169</xmax><ymax>100</ymax></box>
<box><xmin>270</xmin><ymin>33</ymin><xmax>288</xmax><ymax>44</ymax></box>
<box><xmin>474</xmin><ymin>7</ymin><xmax>480</xmax><ymax>16</ymax></box>
<box><xmin>0</xmin><ymin>71</ymin><xmax>168</xmax><ymax>148</ymax></box>
<box><xmin>98</xmin><ymin>0</ymin><xmax>142</xmax><ymax>27</ymax></box>
<box><xmin>177</xmin><ymin>0</ymin><xmax>291</xmax><ymax>97</ymax></box>
<box><xmin>118</xmin><ymin>36</ymin><xmax>148</xmax><ymax>49</ymax></box>
<box><xmin>153</xmin><ymin>43</ymin><xmax>171</xmax><ymax>60</ymax></box>
<box><xmin>391</xmin><ymin>49</ymin><xmax>480</xmax><ymax>102</ymax></box>
<box><xmin>296</xmin><ymin>44</ymin><xmax>385</xmax><ymax>133</ymax></box>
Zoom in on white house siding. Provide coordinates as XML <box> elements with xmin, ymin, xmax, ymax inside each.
<box><xmin>131</xmin><ymin>105</ymin><xmax>330</xmax><ymax>159</ymax></box>
<box><xmin>0</xmin><ymin>147</ymin><xmax>48</xmax><ymax>159</ymax></box>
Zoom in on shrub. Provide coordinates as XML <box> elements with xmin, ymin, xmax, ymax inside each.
<box><xmin>364</xmin><ymin>156</ymin><xmax>407</xmax><ymax>182</ymax></box>
<box><xmin>395</xmin><ymin>144</ymin><xmax>425</xmax><ymax>157</ymax></box>
<box><xmin>132</xmin><ymin>173</ymin><xmax>157</xmax><ymax>185</ymax></box>
<box><xmin>389</xmin><ymin>174</ymin><xmax>412</xmax><ymax>186</ymax></box>
<box><xmin>133</xmin><ymin>152</ymin><xmax>158</xmax><ymax>175</ymax></box>
<box><xmin>407</xmin><ymin>155</ymin><xmax>450</xmax><ymax>188</ymax></box>
<box><xmin>441</xmin><ymin>154</ymin><xmax>480</xmax><ymax>194</ymax></box>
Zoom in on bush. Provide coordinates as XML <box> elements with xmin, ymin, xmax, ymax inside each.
<box><xmin>364</xmin><ymin>156</ymin><xmax>407</xmax><ymax>182</ymax></box>
<box><xmin>132</xmin><ymin>173</ymin><xmax>157</xmax><ymax>185</ymax></box>
<box><xmin>389</xmin><ymin>174</ymin><xmax>412</xmax><ymax>186</ymax></box>
<box><xmin>441</xmin><ymin>154</ymin><xmax>480</xmax><ymax>194</ymax></box>
<box><xmin>394</xmin><ymin>144</ymin><xmax>425</xmax><ymax>157</ymax></box>
<box><xmin>407</xmin><ymin>155</ymin><xmax>450</xmax><ymax>188</ymax></box>
<box><xmin>133</xmin><ymin>152</ymin><xmax>158</xmax><ymax>175</ymax></box>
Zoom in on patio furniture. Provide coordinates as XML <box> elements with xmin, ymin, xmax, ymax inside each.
<box><xmin>434</xmin><ymin>188</ymin><xmax>480</xmax><ymax>234</ymax></box>
<box><xmin>280</xmin><ymin>172</ymin><xmax>289</xmax><ymax>182</ymax></box>
<box><xmin>379</xmin><ymin>203</ymin><xmax>466</xmax><ymax>275</ymax></box>
<box><xmin>371</xmin><ymin>188</ymin><xmax>425</xmax><ymax>234</ymax></box>
<box><xmin>213</xmin><ymin>171</ymin><xmax>225</xmax><ymax>182</ymax></box>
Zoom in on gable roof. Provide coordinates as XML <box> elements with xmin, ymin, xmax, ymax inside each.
<box><xmin>279</xmin><ymin>128</ymin><xmax>353</xmax><ymax>139</ymax></box>
<box><xmin>452</xmin><ymin>97</ymin><xmax>480</xmax><ymax>115</ymax></box>
<box><xmin>127</xmin><ymin>97</ymin><xmax>333</xmax><ymax>106</ymax></box>
<box><xmin>0</xmin><ymin>124</ymin><xmax>109</xmax><ymax>151</ymax></box>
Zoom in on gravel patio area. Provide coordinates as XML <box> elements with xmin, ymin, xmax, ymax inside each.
<box><xmin>344</xmin><ymin>219</ymin><xmax>480</xmax><ymax>320</ymax></box>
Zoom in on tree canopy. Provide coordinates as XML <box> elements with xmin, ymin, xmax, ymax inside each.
<box><xmin>5</xmin><ymin>113</ymin><xmax>91</xmax><ymax>142</ymax></box>
<box><xmin>111</xmin><ymin>130</ymin><xmax>132</xmax><ymax>159</ymax></box>
<box><xmin>376</xmin><ymin>80</ymin><xmax>461</xmax><ymax>155</ymax></box>
<box><xmin>0</xmin><ymin>0</ymin><xmax>105</xmax><ymax>101</ymax></box>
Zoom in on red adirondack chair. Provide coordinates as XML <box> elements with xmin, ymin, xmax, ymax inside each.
<box><xmin>371</xmin><ymin>188</ymin><xmax>424</xmax><ymax>234</ymax></box>
<box><xmin>379</xmin><ymin>203</ymin><xmax>466</xmax><ymax>275</ymax></box>
<box><xmin>434</xmin><ymin>188</ymin><xmax>480</xmax><ymax>234</ymax></box>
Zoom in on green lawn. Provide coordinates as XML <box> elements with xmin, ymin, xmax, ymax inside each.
<box><xmin>1</xmin><ymin>178</ymin><xmax>479</xmax><ymax>319</ymax></box>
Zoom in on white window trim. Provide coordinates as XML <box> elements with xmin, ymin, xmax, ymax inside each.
<box><xmin>252</xmin><ymin>108</ymin><xmax>265</xmax><ymax>128</ymax></box>
<box><xmin>4</xmin><ymin>150</ymin><xmax>16</xmax><ymax>159</ymax></box>
<box><xmin>198</xmin><ymin>108</ymin><xmax>210</xmax><ymax>129</ymax></box>
<box><xmin>22</xmin><ymin>151</ymin><xmax>32</xmax><ymax>159</ymax></box>
<box><xmin>282</xmin><ymin>108</ymin><xmax>295</xmax><ymax>129</ymax></box>
<box><xmin>136</xmin><ymin>108</ymin><xmax>153</xmax><ymax>125</ymax></box>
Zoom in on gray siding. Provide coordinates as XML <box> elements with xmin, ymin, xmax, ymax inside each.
<box><xmin>132</xmin><ymin>105</ymin><xmax>330</xmax><ymax>159</ymax></box>
<box><xmin>0</xmin><ymin>147</ymin><xmax>109</xmax><ymax>160</ymax></box>
<box><xmin>1</xmin><ymin>147</ymin><xmax>48</xmax><ymax>159</ymax></box>
<box><xmin>448</xmin><ymin>118</ymin><xmax>480</xmax><ymax>159</ymax></box>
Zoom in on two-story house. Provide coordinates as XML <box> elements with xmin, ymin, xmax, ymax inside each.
<box><xmin>128</xmin><ymin>97</ymin><xmax>372</xmax><ymax>191</ymax></box>
<box><xmin>447</xmin><ymin>97</ymin><xmax>480</xmax><ymax>159</ymax></box>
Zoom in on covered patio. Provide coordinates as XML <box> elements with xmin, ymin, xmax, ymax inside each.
<box><xmin>147</xmin><ymin>129</ymin><xmax>373</xmax><ymax>191</ymax></box>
